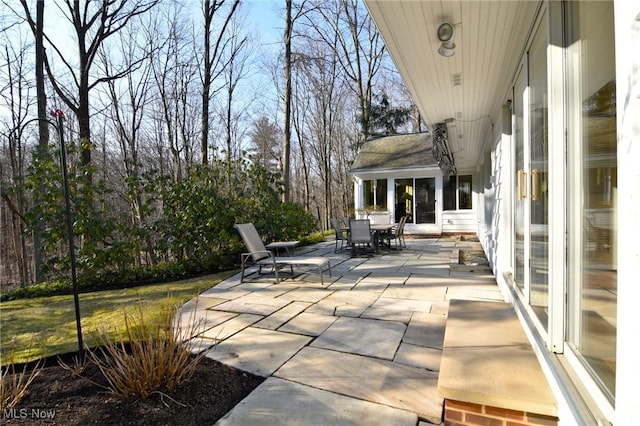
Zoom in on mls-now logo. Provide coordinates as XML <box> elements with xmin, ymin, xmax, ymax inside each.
<box><xmin>4</xmin><ymin>408</ymin><xmax>56</xmax><ymax>419</ymax></box>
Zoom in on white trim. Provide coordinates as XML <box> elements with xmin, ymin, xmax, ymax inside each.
<box><xmin>546</xmin><ymin>0</ymin><xmax>566</xmax><ymax>354</ymax></box>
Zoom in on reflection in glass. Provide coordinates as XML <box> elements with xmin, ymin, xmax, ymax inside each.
<box><xmin>364</xmin><ymin>179</ymin><xmax>387</xmax><ymax>211</ymax></box>
<box><xmin>528</xmin><ymin>19</ymin><xmax>549</xmax><ymax>329</ymax></box>
<box><xmin>394</xmin><ymin>179</ymin><xmax>413</xmax><ymax>223</ymax></box>
<box><xmin>566</xmin><ymin>1</ymin><xmax>617</xmax><ymax>399</ymax></box>
<box><xmin>415</xmin><ymin>178</ymin><xmax>436</xmax><ymax>224</ymax></box>
<box><xmin>443</xmin><ymin>176</ymin><xmax>456</xmax><ymax>210</ymax></box>
<box><xmin>443</xmin><ymin>175</ymin><xmax>473</xmax><ymax>210</ymax></box>
<box><xmin>458</xmin><ymin>175</ymin><xmax>472</xmax><ymax>210</ymax></box>
<box><xmin>513</xmin><ymin>66</ymin><xmax>526</xmax><ymax>291</ymax></box>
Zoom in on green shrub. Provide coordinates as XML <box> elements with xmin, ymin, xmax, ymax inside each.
<box><xmin>299</xmin><ymin>230</ymin><xmax>331</xmax><ymax>246</ymax></box>
<box><xmin>0</xmin><ymin>252</ymin><xmax>239</xmax><ymax>302</ymax></box>
<box><xmin>255</xmin><ymin>202</ymin><xmax>319</xmax><ymax>243</ymax></box>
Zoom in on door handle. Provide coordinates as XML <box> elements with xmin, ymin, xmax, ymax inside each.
<box><xmin>531</xmin><ymin>169</ymin><xmax>540</xmax><ymax>201</ymax></box>
<box><xmin>517</xmin><ymin>170</ymin><xmax>527</xmax><ymax>200</ymax></box>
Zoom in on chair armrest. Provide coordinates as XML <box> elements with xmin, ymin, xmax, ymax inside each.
<box><xmin>241</xmin><ymin>250</ymin><xmax>274</xmax><ymax>263</ymax></box>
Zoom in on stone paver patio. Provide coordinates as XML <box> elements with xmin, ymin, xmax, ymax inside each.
<box><xmin>176</xmin><ymin>237</ymin><xmax>504</xmax><ymax>425</ymax></box>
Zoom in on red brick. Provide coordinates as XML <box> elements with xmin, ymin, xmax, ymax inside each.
<box><xmin>445</xmin><ymin>408</ymin><xmax>463</xmax><ymax>422</ymax></box>
<box><xmin>485</xmin><ymin>406</ymin><xmax>526</xmax><ymax>420</ymax></box>
<box><xmin>446</xmin><ymin>399</ymin><xmax>483</xmax><ymax>413</ymax></box>
<box><xmin>526</xmin><ymin>412</ymin><xmax>558</xmax><ymax>426</ymax></box>
<box><xmin>465</xmin><ymin>413</ymin><xmax>504</xmax><ymax>426</ymax></box>
<box><xmin>505</xmin><ymin>422</ymin><xmax>529</xmax><ymax>426</ymax></box>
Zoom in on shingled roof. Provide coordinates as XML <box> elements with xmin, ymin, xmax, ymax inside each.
<box><xmin>349</xmin><ymin>132</ymin><xmax>438</xmax><ymax>174</ymax></box>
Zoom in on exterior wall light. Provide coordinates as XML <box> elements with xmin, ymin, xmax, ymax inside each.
<box><xmin>437</xmin><ymin>22</ymin><xmax>456</xmax><ymax>57</ymax></box>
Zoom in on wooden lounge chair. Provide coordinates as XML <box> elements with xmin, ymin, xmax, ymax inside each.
<box><xmin>234</xmin><ymin>223</ymin><xmax>331</xmax><ymax>284</ymax></box>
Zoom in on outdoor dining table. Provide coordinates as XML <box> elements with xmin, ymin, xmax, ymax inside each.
<box><xmin>370</xmin><ymin>223</ymin><xmax>395</xmax><ymax>252</ymax></box>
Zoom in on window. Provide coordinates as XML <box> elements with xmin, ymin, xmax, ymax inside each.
<box><xmin>443</xmin><ymin>175</ymin><xmax>473</xmax><ymax>210</ymax></box>
<box><xmin>394</xmin><ymin>178</ymin><xmax>435</xmax><ymax>224</ymax></box>
<box><xmin>363</xmin><ymin>179</ymin><xmax>387</xmax><ymax>211</ymax></box>
<box><xmin>458</xmin><ymin>175</ymin><xmax>472</xmax><ymax>210</ymax></box>
<box><xmin>443</xmin><ymin>176</ymin><xmax>456</xmax><ymax>211</ymax></box>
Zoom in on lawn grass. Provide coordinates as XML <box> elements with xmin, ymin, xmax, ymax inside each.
<box><xmin>0</xmin><ymin>271</ymin><xmax>236</xmax><ymax>365</ymax></box>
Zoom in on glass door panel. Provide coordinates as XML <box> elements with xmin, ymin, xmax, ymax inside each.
<box><xmin>566</xmin><ymin>0</ymin><xmax>617</xmax><ymax>398</ymax></box>
<box><xmin>415</xmin><ymin>178</ymin><xmax>436</xmax><ymax>224</ymax></box>
<box><xmin>528</xmin><ymin>18</ymin><xmax>549</xmax><ymax>329</ymax></box>
<box><xmin>513</xmin><ymin>66</ymin><xmax>526</xmax><ymax>291</ymax></box>
<box><xmin>395</xmin><ymin>179</ymin><xmax>413</xmax><ymax>223</ymax></box>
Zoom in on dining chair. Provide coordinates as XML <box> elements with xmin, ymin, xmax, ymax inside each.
<box><xmin>330</xmin><ymin>218</ymin><xmax>349</xmax><ymax>253</ymax></box>
<box><xmin>382</xmin><ymin>215</ymin><xmax>408</xmax><ymax>250</ymax></box>
<box><xmin>349</xmin><ymin>219</ymin><xmax>373</xmax><ymax>257</ymax></box>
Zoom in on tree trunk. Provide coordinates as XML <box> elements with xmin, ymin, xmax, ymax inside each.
<box><xmin>200</xmin><ymin>0</ymin><xmax>212</xmax><ymax>166</ymax></box>
<box><xmin>281</xmin><ymin>0</ymin><xmax>293</xmax><ymax>203</ymax></box>
<box><xmin>33</xmin><ymin>0</ymin><xmax>48</xmax><ymax>283</ymax></box>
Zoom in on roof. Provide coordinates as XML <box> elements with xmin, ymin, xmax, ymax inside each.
<box><xmin>349</xmin><ymin>133</ymin><xmax>438</xmax><ymax>174</ymax></box>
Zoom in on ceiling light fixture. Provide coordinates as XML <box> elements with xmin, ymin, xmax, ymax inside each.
<box><xmin>437</xmin><ymin>22</ymin><xmax>456</xmax><ymax>57</ymax></box>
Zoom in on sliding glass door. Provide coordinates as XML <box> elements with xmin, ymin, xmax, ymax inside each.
<box><xmin>512</xmin><ymin>12</ymin><xmax>549</xmax><ymax>329</ymax></box>
<box><xmin>395</xmin><ymin>177</ymin><xmax>436</xmax><ymax>225</ymax></box>
<box><xmin>565</xmin><ymin>0</ymin><xmax>617</xmax><ymax>400</ymax></box>
<box><xmin>528</xmin><ymin>17</ymin><xmax>549</xmax><ymax>328</ymax></box>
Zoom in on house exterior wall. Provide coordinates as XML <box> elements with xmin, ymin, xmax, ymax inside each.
<box><xmin>363</xmin><ymin>1</ymin><xmax>637</xmax><ymax>422</ymax></box>
<box><xmin>475</xmin><ymin>1</ymin><xmax>639</xmax><ymax>424</ymax></box>
<box><xmin>442</xmin><ymin>210</ymin><xmax>476</xmax><ymax>234</ymax></box>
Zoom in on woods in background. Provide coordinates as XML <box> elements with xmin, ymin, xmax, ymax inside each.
<box><xmin>0</xmin><ymin>0</ymin><xmax>420</xmax><ymax>289</ymax></box>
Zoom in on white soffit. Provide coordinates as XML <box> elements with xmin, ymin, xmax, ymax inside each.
<box><xmin>365</xmin><ymin>0</ymin><xmax>539</xmax><ymax>170</ymax></box>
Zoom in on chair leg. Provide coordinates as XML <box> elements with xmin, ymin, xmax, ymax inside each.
<box><xmin>240</xmin><ymin>254</ymin><xmax>249</xmax><ymax>282</ymax></box>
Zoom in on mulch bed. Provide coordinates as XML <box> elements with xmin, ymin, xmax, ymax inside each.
<box><xmin>3</xmin><ymin>350</ymin><xmax>264</xmax><ymax>425</ymax></box>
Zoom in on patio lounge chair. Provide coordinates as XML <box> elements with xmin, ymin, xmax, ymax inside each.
<box><xmin>234</xmin><ymin>223</ymin><xmax>331</xmax><ymax>284</ymax></box>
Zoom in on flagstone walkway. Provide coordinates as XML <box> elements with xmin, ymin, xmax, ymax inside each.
<box><xmin>175</xmin><ymin>237</ymin><xmax>504</xmax><ymax>425</ymax></box>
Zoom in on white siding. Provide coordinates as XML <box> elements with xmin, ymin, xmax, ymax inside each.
<box><xmin>442</xmin><ymin>210</ymin><xmax>476</xmax><ymax>233</ymax></box>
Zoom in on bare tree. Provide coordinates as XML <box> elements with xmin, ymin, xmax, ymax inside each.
<box><xmin>200</xmin><ymin>0</ymin><xmax>240</xmax><ymax>165</ymax></box>
<box><xmin>99</xmin><ymin>22</ymin><xmax>158</xmax><ymax>265</ymax></box>
<box><xmin>217</xmin><ymin>10</ymin><xmax>249</xmax><ymax>167</ymax></box>
<box><xmin>31</xmin><ymin>0</ymin><xmax>47</xmax><ymax>282</ymax></box>
<box><xmin>280</xmin><ymin>0</ymin><xmax>316</xmax><ymax>203</ymax></box>
<box><xmin>290</xmin><ymin>69</ymin><xmax>312</xmax><ymax>209</ymax></box>
<box><xmin>294</xmin><ymin>39</ymin><xmax>346</xmax><ymax>229</ymax></box>
<box><xmin>306</xmin><ymin>0</ymin><xmax>385</xmax><ymax>145</ymax></box>
<box><xmin>147</xmin><ymin>4</ymin><xmax>197</xmax><ymax>182</ymax></box>
<box><xmin>0</xmin><ymin>31</ymin><xmax>35</xmax><ymax>286</ymax></box>
<box><xmin>17</xmin><ymin>0</ymin><xmax>160</xmax><ymax>179</ymax></box>
<box><xmin>281</xmin><ymin>0</ymin><xmax>293</xmax><ymax>203</ymax></box>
